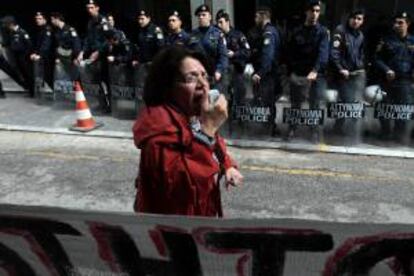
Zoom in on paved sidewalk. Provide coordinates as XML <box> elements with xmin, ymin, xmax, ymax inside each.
<box><xmin>1</xmin><ymin>92</ymin><xmax>414</xmax><ymax>159</ymax></box>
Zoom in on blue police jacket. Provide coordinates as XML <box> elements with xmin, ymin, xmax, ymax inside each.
<box><xmin>165</xmin><ymin>30</ymin><xmax>190</xmax><ymax>46</ymax></box>
<box><xmin>54</xmin><ymin>24</ymin><xmax>81</xmax><ymax>60</ymax></box>
<box><xmin>252</xmin><ymin>22</ymin><xmax>280</xmax><ymax>77</ymax></box>
<box><xmin>83</xmin><ymin>14</ymin><xmax>111</xmax><ymax>54</ymax></box>
<box><xmin>225</xmin><ymin>27</ymin><xmax>251</xmax><ymax>72</ymax></box>
<box><xmin>375</xmin><ymin>33</ymin><xmax>414</xmax><ymax>79</ymax></box>
<box><xmin>33</xmin><ymin>24</ymin><xmax>53</xmax><ymax>58</ymax></box>
<box><xmin>9</xmin><ymin>26</ymin><xmax>32</xmax><ymax>53</ymax></box>
<box><xmin>330</xmin><ymin>24</ymin><xmax>365</xmax><ymax>73</ymax></box>
<box><xmin>135</xmin><ymin>22</ymin><xmax>165</xmax><ymax>63</ymax></box>
<box><xmin>288</xmin><ymin>23</ymin><xmax>330</xmax><ymax>76</ymax></box>
<box><xmin>188</xmin><ymin>25</ymin><xmax>228</xmax><ymax>74</ymax></box>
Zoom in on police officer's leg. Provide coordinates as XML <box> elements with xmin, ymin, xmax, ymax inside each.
<box><xmin>394</xmin><ymin>80</ymin><xmax>413</xmax><ymax>145</ymax></box>
<box><xmin>100</xmin><ymin>58</ymin><xmax>111</xmax><ymax>113</ymax></box>
<box><xmin>0</xmin><ymin>81</ymin><xmax>5</xmax><ymax>98</ymax></box>
<box><xmin>309</xmin><ymin>77</ymin><xmax>326</xmax><ymax>142</ymax></box>
<box><xmin>15</xmin><ymin>53</ymin><xmax>34</xmax><ymax>96</ymax></box>
<box><xmin>260</xmin><ymin>74</ymin><xmax>277</xmax><ymax>136</ymax></box>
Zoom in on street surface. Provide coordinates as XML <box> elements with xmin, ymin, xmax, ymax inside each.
<box><xmin>1</xmin><ymin>130</ymin><xmax>414</xmax><ymax>224</ymax></box>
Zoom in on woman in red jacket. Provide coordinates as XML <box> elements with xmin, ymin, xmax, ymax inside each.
<box><xmin>133</xmin><ymin>46</ymin><xmax>243</xmax><ymax>217</ymax></box>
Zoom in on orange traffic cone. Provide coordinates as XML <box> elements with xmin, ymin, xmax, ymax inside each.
<box><xmin>69</xmin><ymin>81</ymin><xmax>103</xmax><ymax>132</ymax></box>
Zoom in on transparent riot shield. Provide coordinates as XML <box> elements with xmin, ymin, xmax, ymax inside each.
<box><xmin>228</xmin><ymin>67</ymin><xmax>277</xmax><ymax>139</ymax></box>
<box><xmin>109</xmin><ymin>63</ymin><xmax>136</xmax><ymax>119</ymax></box>
<box><xmin>53</xmin><ymin>60</ymin><xmax>75</xmax><ymax>109</ymax></box>
<box><xmin>79</xmin><ymin>60</ymin><xmax>109</xmax><ymax>113</ymax></box>
<box><xmin>133</xmin><ymin>63</ymin><xmax>149</xmax><ymax>115</ymax></box>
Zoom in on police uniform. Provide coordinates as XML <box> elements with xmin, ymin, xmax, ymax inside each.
<box><xmin>83</xmin><ymin>13</ymin><xmax>111</xmax><ymax>58</ymax></box>
<box><xmin>288</xmin><ymin>22</ymin><xmax>329</xmax><ymax>84</ymax></box>
<box><xmin>225</xmin><ymin>27</ymin><xmax>251</xmax><ymax>104</ymax></box>
<box><xmin>33</xmin><ymin>14</ymin><xmax>54</xmax><ymax>88</ymax></box>
<box><xmin>188</xmin><ymin>5</ymin><xmax>228</xmax><ymax>84</ymax></box>
<box><xmin>166</xmin><ymin>30</ymin><xmax>190</xmax><ymax>47</ymax></box>
<box><xmin>134</xmin><ymin>10</ymin><xmax>164</xmax><ymax>63</ymax></box>
<box><xmin>0</xmin><ymin>17</ymin><xmax>28</xmax><ymax>91</ymax></box>
<box><xmin>55</xmin><ymin>24</ymin><xmax>81</xmax><ymax>61</ymax></box>
<box><xmin>286</xmin><ymin>1</ymin><xmax>329</xmax><ymax>141</ymax></box>
<box><xmin>33</xmin><ymin>23</ymin><xmax>53</xmax><ymax>59</ymax></box>
<box><xmin>102</xmin><ymin>30</ymin><xmax>132</xmax><ymax>64</ymax></box>
<box><xmin>252</xmin><ymin>22</ymin><xmax>281</xmax><ymax>105</ymax></box>
<box><xmin>374</xmin><ymin>11</ymin><xmax>414</xmax><ymax>144</ymax></box>
<box><xmin>330</xmin><ymin>21</ymin><xmax>366</xmax><ymax>140</ymax></box>
<box><xmin>165</xmin><ymin>11</ymin><xmax>190</xmax><ymax>46</ymax></box>
<box><xmin>9</xmin><ymin>24</ymin><xmax>34</xmax><ymax>96</ymax></box>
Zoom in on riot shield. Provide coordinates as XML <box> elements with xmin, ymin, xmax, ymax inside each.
<box><xmin>133</xmin><ymin>63</ymin><xmax>149</xmax><ymax>115</ymax></box>
<box><xmin>53</xmin><ymin>60</ymin><xmax>76</xmax><ymax>109</ymax></box>
<box><xmin>228</xmin><ymin>70</ymin><xmax>277</xmax><ymax>139</ymax></box>
<box><xmin>79</xmin><ymin>60</ymin><xmax>109</xmax><ymax>113</ymax></box>
<box><xmin>109</xmin><ymin>63</ymin><xmax>136</xmax><ymax>119</ymax></box>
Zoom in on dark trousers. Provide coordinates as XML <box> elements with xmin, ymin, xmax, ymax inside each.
<box><xmin>14</xmin><ymin>52</ymin><xmax>34</xmax><ymax>96</ymax></box>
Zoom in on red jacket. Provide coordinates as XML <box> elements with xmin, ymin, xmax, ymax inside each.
<box><xmin>132</xmin><ymin>104</ymin><xmax>235</xmax><ymax>217</ymax></box>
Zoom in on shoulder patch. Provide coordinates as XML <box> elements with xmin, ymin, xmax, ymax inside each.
<box><xmin>264</xmin><ymin>37</ymin><xmax>270</xmax><ymax>45</ymax></box>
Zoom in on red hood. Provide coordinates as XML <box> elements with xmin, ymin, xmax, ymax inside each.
<box><xmin>132</xmin><ymin>105</ymin><xmax>192</xmax><ymax>149</ymax></box>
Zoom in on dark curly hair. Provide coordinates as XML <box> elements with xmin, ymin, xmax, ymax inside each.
<box><xmin>143</xmin><ymin>46</ymin><xmax>212</xmax><ymax>106</ymax></box>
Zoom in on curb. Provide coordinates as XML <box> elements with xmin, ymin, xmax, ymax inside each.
<box><xmin>1</xmin><ymin>123</ymin><xmax>413</xmax><ymax>159</ymax></box>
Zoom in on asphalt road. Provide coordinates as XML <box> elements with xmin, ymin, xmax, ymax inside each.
<box><xmin>1</xmin><ymin>130</ymin><xmax>414</xmax><ymax>224</ymax></box>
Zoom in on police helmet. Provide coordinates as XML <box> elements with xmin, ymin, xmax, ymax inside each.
<box><xmin>364</xmin><ymin>85</ymin><xmax>386</xmax><ymax>104</ymax></box>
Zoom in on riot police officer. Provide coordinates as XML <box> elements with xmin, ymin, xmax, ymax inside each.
<box><xmin>31</xmin><ymin>12</ymin><xmax>54</xmax><ymax>89</ymax></box>
<box><xmin>107</xmin><ymin>13</ymin><xmax>127</xmax><ymax>41</ymax></box>
<box><xmin>188</xmin><ymin>4</ymin><xmax>228</xmax><ymax>91</ymax></box>
<box><xmin>2</xmin><ymin>16</ymin><xmax>34</xmax><ymax>97</ymax></box>
<box><xmin>102</xmin><ymin>29</ymin><xmax>132</xmax><ymax>64</ymax></box>
<box><xmin>165</xmin><ymin>10</ymin><xmax>189</xmax><ymax>47</ymax></box>
<box><xmin>50</xmin><ymin>13</ymin><xmax>81</xmax><ymax>75</ymax></box>
<box><xmin>330</xmin><ymin>9</ymin><xmax>366</xmax><ymax>143</ymax></box>
<box><xmin>249</xmin><ymin>7</ymin><xmax>281</xmax><ymax>135</ymax></box>
<box><xmin>216</xmin><ymin>10</ymin><xmax>251</xmax><ymax>105</ymax></box>
<box><xmin>132</xmin><ymin>10</ymin><xmax>164</xmax><ymax>65</ymax></box>
<box><xmin>78</xmin><ymin>0</ymin><xmax>110</xmax><ymax>63</ymax></box>
<box><xmin>374</xmin><ymin>11</ymin><xmax>414</xmax><ymax>145</ymax></box>
<box><xmin>286</xmin><ymin>0</ymin><xmax>329</xmax><ymax>142</ymax></box>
